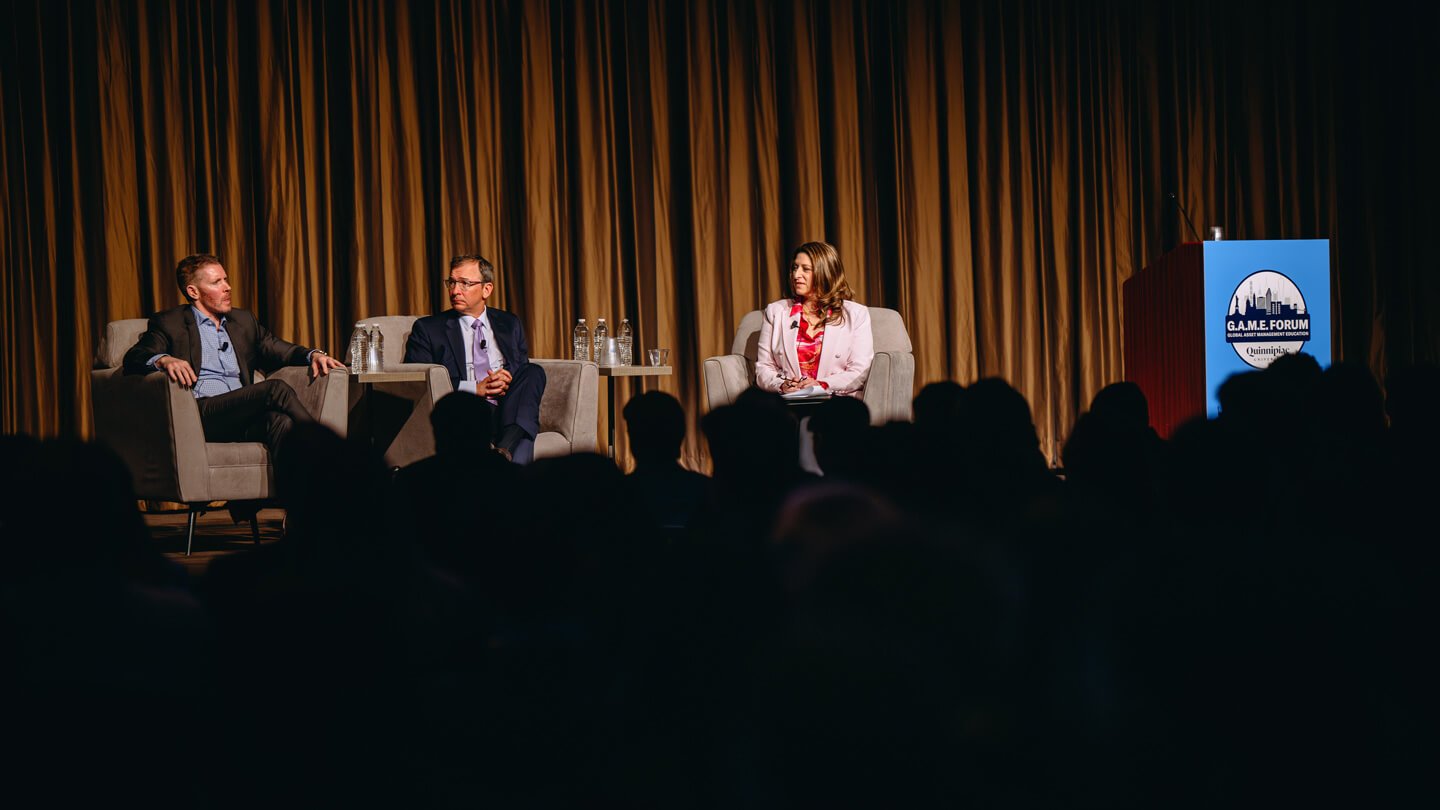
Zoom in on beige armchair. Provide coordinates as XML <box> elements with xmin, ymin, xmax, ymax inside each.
<box><xmin>90</xmin><ymin>319</ymin><xmax>348</xmax><ymax>554</ymax></box>
<box><xmin>365</xmin><ymin>316</ymin><xmax>599</xmax><ymax>465</ymax></box>
<box><xmin>530</xmin><ymin>359</ymin><xmax>600</xmax><ymax>457</ymax></box>
<box><xmin>353</xmin><ymin>316</ymin><xmax>454</xmax><ymax>469</ymax></box>
<box><xmin>702</xmin><ymin>306</ymin><xmax>916</xmax><ymax>424</ymax></box>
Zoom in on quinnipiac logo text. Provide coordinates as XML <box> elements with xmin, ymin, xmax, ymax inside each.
<box><xmin>1225</xmin><ymin>270</ymin><xmax>1309</xmax><ymax>369</ymax></box>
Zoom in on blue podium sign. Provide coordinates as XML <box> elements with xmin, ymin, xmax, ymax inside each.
<box><xmin>1202</xmin><ymin>240</ymin><xmax>1331</xmax><ymax>416</ymax></box>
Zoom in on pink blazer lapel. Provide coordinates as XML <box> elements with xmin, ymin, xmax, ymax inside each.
<box><xmin>816</xmin><ymin>315</ymin><xmax>848</xmax><ymax>379</ymax></box>
<box><xmin>781</xmin><ymin>305</ymin><xmax>801</xmax><ymax>377</ymax></box>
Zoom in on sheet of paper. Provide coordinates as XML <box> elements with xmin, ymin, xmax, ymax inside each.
<box><xmin>781</xmin><ymin>385</ymin><xmax>830</xmax><ymax>400</ymax></box>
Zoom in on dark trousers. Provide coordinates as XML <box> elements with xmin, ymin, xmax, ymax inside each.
<box><xmin>495</xmin><ymin>363</ymin><xmax>546</xmax><ymax>464</ymax></box>
<box><xmin>195</xmin><ymin>379</ymin><xmax>310</xmax><ymax>459</ymax></box>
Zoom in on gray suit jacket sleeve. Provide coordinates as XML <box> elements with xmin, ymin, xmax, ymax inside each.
<box><xmin>245</xmin><ymin>312</ymin><xmax>311</xmax><ymax>371</ymax></box>
<box><xmin>122</xmin><ymin>313</ymin><xmax>177</xmax><ymax>375</ymax></box>
<box><xmin>121</xmin><ymin>306</ymin><xmax>311</xmax><ymax>383</ymax></box>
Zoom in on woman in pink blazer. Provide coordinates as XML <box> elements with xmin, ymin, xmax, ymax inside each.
<box><xmin>755</xmin><ymin>241</ymin><xmax>875</xmax><ymax>397</ymax></box>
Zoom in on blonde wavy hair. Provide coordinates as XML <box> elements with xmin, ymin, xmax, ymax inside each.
<box><xmin>792</xmin><ymin>241</ymin><xmax>855</xmax><ymax>325</ymax></box>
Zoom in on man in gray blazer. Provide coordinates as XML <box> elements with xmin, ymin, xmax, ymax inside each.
<box><xmin>123</xmin><ymin>253</ymin><xmax>346</xmax><ymax>458</ymax></box>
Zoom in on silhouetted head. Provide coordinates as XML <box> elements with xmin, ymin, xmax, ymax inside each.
<box><xmin>963</xmin><ymin>378</ymin><xmax>1040</xmax><ymax>454</ymax></box>
<box><xmin>1088</xmin><ymin>381</ymin><xmax>1150</xmax><ymax>431</ymax></box>
<box><xmin>1217</xmin><ymin>370</ymin><xmax>1272</xmax><ymax>425</ymax></box>
<box><xmin>808</xmin><ymin>395</ymin><xmax>872</xmax><ymax>479</ymax></box>
<box><xmin>623</xmin><ymin>390</ymin><xmax>687</xmax><ymax>466</ymax></box>
<box><xmin>1384</xmin><ymin>362</ymin><xmax>1440</xmax><ymax>433</ymax></box>
<box><xmin>1312</xmin><ymin>361</ymin><xmax>1386</xmax><ymax>439</ymax></box>
<box><xmin>275</xmin><ymin>423</ymin><xmax>387</xmax><ymax>543</ymax></box>
<box><xmin>808</xmin><ymin>395</ymin><xmax>870</xmax><ymax>437</ymax></box>
<box><xmin>1161</xmin><ymin>415</ymin><xmax>1236</xmax><ymax>527</ymax></box>
<box><xmin>4</xmin><ymin>437</ymin><xmax>171</xmax><ymax>583</ymax></box>
<box><xmin>703</xmin><ymin>390</ymin><xmax>801</xmax><ymax>484</ymax></box>
<box><xmin>736</xmin><ymin>386</ymin><xmax>790</xmax><ymax>410</ymax></box>
<box><xmin>513</xmin><ymin>453</ymin><xmax>627</xmax><ymax>602</ymax></box>
<box><xmin>772</xmin><ymin>482</ymin><xmax>900</xmax><ymax>591</ymax></box>
<box><xmin>1064</xmin><ymin>383</ymin><xmax>1161</xmax><ymax>499</ymax></box>
<box><xmin>431</xmin><ymin>391</ymin><xmax>495</xmax><ymax>459</ymax></box>
<box><xmin>1266</xmin><ymin>351</ymin><xmax>1323</xmax><ymax>398</ymax></box>
<box><xmin>913</xmin><ymin>381</ymin><xmax>966</xmax><ymax>432</ymax></box>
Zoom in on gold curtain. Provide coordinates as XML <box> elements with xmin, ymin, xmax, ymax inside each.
<box><xmin>4</xmin><ymin>0</ymin><xmax>1437</xmax><ymax>466</ymax></box>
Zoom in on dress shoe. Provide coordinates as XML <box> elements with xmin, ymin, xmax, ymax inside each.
<box><xmin>228</xmin><ymin>499</ymin><xmax>261</xmax><ymax>525</ymax></box>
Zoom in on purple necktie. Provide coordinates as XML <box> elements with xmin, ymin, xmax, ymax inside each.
<box><xmin>473</xmin><ymin>320</ymin><xmax>494</xmax><ymax>400</ymax></box>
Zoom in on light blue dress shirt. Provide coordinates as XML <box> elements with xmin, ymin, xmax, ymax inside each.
<box><xmin>147</xmin><ymin>307</ymin><xmax>242</xmax><ymax>399</ymax></box>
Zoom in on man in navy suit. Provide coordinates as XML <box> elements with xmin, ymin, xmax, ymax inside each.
<box><xmin>404</xmin><ymin>254</ymin><xmax>546</xmax><ymax>463</ymax></box>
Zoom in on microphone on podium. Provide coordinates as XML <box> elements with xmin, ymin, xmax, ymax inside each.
<box><xmin>1167</xmin><ymin>191</ymin><xmax>1202</xmax><ymax>242</ymax></box>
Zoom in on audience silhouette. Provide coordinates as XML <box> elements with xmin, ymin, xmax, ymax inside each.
<box><xmin>5</xmin><ymin>352</ymin><xmax>1435</xmax><ymax>807</ymax></box>
<box><xmin>621</xmin><ymin>390</ymin><xmax>711</xmax><ymax>531</ymax></box>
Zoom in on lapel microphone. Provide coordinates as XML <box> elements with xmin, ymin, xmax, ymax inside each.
<box><xmin>789</xmin><ymin>320</ymin><xmax>799</xmax><ymax>330</ymax></box>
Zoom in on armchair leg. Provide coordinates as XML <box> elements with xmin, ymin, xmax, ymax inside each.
<box><xmin>185</xmin><ymin>508</ymin><xmax>199</xmax><ymax>557</ymax></box>
<box><xmin>250</xmin><ymin>516</ymin><xmax>260</xmax><ymax>545</ymax></box>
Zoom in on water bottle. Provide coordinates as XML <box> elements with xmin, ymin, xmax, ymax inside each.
<box><xmin>572</xmin><ymin>318</ymin><xmax>590</xmax><ymax>361</ymax></box>
<box><xmin>348</xmin><ymin>322</ymin><xmax>367</xmax><ymax>374</ymax></box>
<box><xmin>373</xmin><ymin>324</ymin><xmax>385</xmax><ymax>371</ymax></box>
<box><xmin>618</xmin><ymin>318</ymin><xmax>633</xmax><ymax>365</ymax></box>
<box><xmin>593</xmin><ymin>318</ymin><xmax>608</xmax><ymax>364</ymax></box>
<box><xmin>365</xmin><ymin>324</ymin><xmax>382</xmax><ymax>373</ymax></box>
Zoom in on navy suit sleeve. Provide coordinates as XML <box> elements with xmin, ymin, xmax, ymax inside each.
<box><xmin>404</xmin><ymin>318</ymin><xmax>435</xmax><ymax>364</ymax></box>
<box><xmin>513</xmin><ymin>316</ymin><xmax>531</xmax><ymax>367</ymax></box>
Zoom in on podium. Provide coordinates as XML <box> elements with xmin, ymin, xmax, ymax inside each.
<box><xmin>1123</xmin><ymin>239</ymin><xmax>1331</xmax><ymax>437</ymax></box>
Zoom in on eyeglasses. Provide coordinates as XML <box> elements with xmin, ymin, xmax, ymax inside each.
<box><xmin>444</xmin><ymin>278</ymin><xmax>488</xmax><ymax>290</ymax></box>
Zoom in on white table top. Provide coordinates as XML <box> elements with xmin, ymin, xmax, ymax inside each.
<box><xmin>596</xmin><ymin>364</ymin><xmax>672</xmax><ymax>377</ymax></box>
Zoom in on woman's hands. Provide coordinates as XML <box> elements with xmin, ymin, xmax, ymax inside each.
<box><xmin>780</xmin><ymin>376</ymin><xmax>820</xmax><ymax>393</ymax></box>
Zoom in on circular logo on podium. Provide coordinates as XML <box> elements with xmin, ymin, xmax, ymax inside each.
<box><xmin>1224</xmin><ymin>270</ymin><xmax>1310</xmax><ymax>369</ymax></box>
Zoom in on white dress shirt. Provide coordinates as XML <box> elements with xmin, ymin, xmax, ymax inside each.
<box><xmin>457</xmin><ymin>309</ymin><xmax>503</xmax><ymax>394</ymax></box>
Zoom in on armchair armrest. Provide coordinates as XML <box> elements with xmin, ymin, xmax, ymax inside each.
<box><xmin>862</xmin><ymin>350</ymin><xmax>916</xmax><ymax>425</ymax></box>
<box><xmin>268</xmin><ymin>366</ymin><xmax>350</xmax><ymax>436</ymax></box>
<box><xmin>89</xmin><ymin>368</ymin><xmax>209</xmax><ymax>502</ymax></box>
<box><xmin>389</xmin><ymin>362</ymin><xmax>453</xmax><ymax>402</ymax></box>
<box><xmin>703</xmin><ymin>354</ymin><xmax>751</xmax><ymax>412</ymax></box>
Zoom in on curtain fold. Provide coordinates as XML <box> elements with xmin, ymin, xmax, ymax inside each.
<box><xmin>4</xmin><ymin>0</ymin><xmax>1437</xmax><ymax>468</ymax></box>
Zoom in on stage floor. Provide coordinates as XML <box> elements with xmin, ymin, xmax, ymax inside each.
<box><xmin>144</xmin><ymin>508</ymin><xmax>285</xmax><ymax>575</ymax></box>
